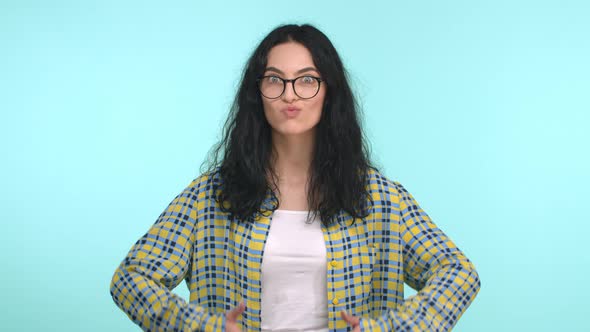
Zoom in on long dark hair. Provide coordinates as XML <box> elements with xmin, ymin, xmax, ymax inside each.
<box><xmin>203</xmin><ymin>24</ymin><xmax>376</xmax><ymax>226</ymax></box>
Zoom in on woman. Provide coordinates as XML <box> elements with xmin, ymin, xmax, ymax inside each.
<box><xmin>110</xmin><ymin>24</ymin><xmax>480</xmax><ymax>332</ymax></box>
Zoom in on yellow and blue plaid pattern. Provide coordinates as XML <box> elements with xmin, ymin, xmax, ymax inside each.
<box><xmin>110</xmin><ymin>168</ymin><xmax>480</xmax><ymax>331</ymax></box>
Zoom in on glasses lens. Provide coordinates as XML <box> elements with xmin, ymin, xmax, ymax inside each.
<box><xmin>294</xmin><ymin>76</ymin><xmax>320</xmax><ymax>99</ymax></box>
<box><xmin>259</xmin><ymin>76</ymin><xmax>284</xmax><ymax>99</ymax></box>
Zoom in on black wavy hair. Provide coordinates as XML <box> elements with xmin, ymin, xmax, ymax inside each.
<box><xmin>203</xmin><ymin>24</ymin><xmax>377</xmax><ymax>226</ymax></box>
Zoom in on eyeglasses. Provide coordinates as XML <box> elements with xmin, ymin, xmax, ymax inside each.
<box><xmin>257</xmin><ymin>75</ymin><xmax>323</xmax><ymax>99</ymax></box>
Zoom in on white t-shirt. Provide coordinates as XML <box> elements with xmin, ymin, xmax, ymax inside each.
<box><xmin>260</xmin><ymin>209</ymin><xmax>329</xmax><ymax>332</ymax></box>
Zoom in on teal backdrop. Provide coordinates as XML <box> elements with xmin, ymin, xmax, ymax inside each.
<box><xmin>2</xmin><ymin>0</ymin><xmax>589</xmax><ymax>331</ymax></box>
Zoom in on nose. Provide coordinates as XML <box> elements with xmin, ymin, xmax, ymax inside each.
<box><xmin>281</xmin><ymin>81</ymin><xmax>297</xmax><ymax>103</ymax></box>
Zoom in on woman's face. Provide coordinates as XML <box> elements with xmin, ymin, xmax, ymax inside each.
<box><xmin>261</xmin><ymin>42</ymin><xmax>326</xmax><ymax>137</ymax></box>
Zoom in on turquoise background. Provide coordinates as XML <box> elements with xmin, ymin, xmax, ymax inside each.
<box><xmin>2</xmin><ymin>0</ymin><xmax>589</xmax><ymax>331</ymax></box>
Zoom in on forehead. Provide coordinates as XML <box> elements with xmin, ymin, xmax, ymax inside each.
<box><xmin>266</xmin><ymin>42</ymin><xmax>317</xmax><ymax>73</ymax></box>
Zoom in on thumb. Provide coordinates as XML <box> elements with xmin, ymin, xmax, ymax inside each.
<box><xmin>226</xmin><ymin>302</ymin><xmax>246</xmax><ymax>322</ymax></box>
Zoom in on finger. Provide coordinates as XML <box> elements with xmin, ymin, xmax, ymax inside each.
<box><xmin>340</xmin><ymin>310</ymin><xmax>360</xmax><ymax>326</ymax></box>
<box><xmin>226</xmin><ymin>302</ymin><xmax>246</xmax><ymax>321</ymax></box>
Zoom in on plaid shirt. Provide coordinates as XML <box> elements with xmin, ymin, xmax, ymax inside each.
<box><xmin>110</xmin><ymin>168</ymin><xmax>480</xmax><ymax>331</ymax></box>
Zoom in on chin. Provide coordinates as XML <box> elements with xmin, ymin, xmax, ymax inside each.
<box><xmin>274</xmin><ymin>125</ymin><xmax>316</xmax><ymax>137</ymax></box>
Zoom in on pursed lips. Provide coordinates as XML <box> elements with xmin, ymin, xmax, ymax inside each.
<box><xmin>281</xmin><ymin>106</ymin><xmax>301</xmax><ymax>118</ymax></box>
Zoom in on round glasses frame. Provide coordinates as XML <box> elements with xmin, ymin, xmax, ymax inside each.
<box><xmin>257</xmin><ymin>75</ymin><xmax>323</xmax><ymax>99</ymax></box>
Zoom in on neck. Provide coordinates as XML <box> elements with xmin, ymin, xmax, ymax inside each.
<box><xmin>270</xmin><ymin>130</ymin><xmax>315</xmax><ymax>184</ymax></box>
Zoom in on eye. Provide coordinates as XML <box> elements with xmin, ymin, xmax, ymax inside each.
<box><xmin>266</xmin><ymin>76</ymin><xmax>283</xmax><ymax>84</ymax></box>
<box><xmin>300</xmin><ymin>76</ymin><xmax>316</xmax><ymax>84</ymax></box>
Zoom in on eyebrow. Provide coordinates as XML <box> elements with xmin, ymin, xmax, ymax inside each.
<box><xmin>264</xmin><ymin>66</ymin><xmax>319</xmax><ymax>76</ymax></box>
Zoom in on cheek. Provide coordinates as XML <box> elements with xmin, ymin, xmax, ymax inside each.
<box><xmin>262</xmin><ymin>100</ymin><xmax>277</xmax><ymax>121</ymax></box>
<box><xmin>310</xmin><ymin>101</ymin><xmax>323</xmax><ymax>120</ymax></box>
<box><xmin>311</xmin><ymin>92</ymin><xmax>326</xmax><ymax>117</ymax></box>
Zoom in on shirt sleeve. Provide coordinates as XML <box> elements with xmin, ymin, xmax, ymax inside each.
<box><xmin>109</xmin><ymin>176</ymin><xmax>226</xmax><ymax>332</ymax></box>
<box><xmin>360</xmin><ymin>182</ymin><xmax>481</xmax><ymax>332</ymax></box>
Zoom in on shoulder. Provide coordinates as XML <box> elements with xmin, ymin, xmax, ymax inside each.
<box><xmin>365</xmin><ymin>167</ymin><xmax>407</xmax><ymax>199</ymax></box>
<box><xmin>184</xmin><ymin>167</ymin><xmax>223</xmax><ymax>198</ymax></box>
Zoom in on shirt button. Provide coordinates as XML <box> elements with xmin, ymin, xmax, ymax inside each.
<box><xmin>330</xmin><ymin>260</ymin><xmax>338</xmax><ymax>268</ymax></box>
<box><xmin>332</xmin><ymin>297</ymin><xmax>339</xmax><ymax>305</ymax></box>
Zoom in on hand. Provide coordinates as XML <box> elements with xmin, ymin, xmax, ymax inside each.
<box><xmin>225</xmin><ymin>302</ymin><xmax>245</xmax><ymax>332</ymax></box>
<box><xmin>341</xmin><ymin>310</ymin><xmax>361</xmax><ymax>332</ymax></box>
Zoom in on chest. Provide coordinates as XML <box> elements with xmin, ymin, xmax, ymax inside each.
<box><xmin>275</xmin><ymin>183</ymin><xmax>308</xmax><ymax>210</ymax></box>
